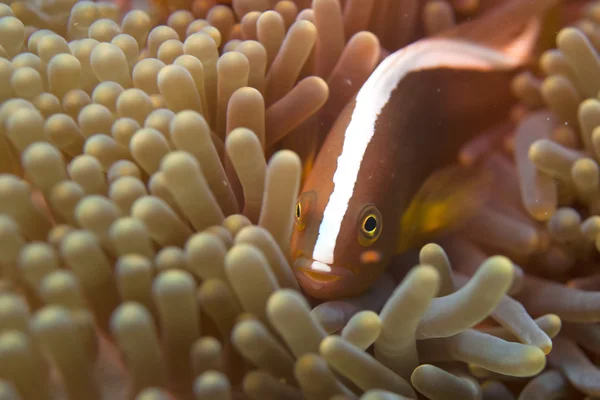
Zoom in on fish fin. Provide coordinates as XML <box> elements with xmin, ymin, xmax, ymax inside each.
<box><xmin>396</xmin><ymin>164</ymin><xmax>493</xmax><ymax>253</ymax></box>
<box><xmin>440</xmin><ymin>0</ymin><xmax>560</xmax><ymax>58</ymax></box>
<box><xmin>535</xmin><ymin>1</ymin><xmax>564</xmax><ymax>58</ymax></box>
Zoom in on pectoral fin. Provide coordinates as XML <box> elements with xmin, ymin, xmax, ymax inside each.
<box><xmin>396</xmin><ymin>164</ymin><xmax>493</xmax><ymax>253</ymax></box>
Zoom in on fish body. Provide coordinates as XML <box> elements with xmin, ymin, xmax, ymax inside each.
<box><xmin>290</xmin><ymin>0</ymin><xmax>556</xmax><ymax>300</ymax></box>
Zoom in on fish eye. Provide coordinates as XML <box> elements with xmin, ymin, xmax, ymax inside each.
<box><xmin>362</xmin><ymin>214</ymin><xmax>378</xmax><ymax>236</ymax></box>
<box><xmin>294</xmin><ymin>191</ymin><xmax>317</xmax><ymax>232</ymax></box>
<box><xmin>358</xmin><ymin>205</ymin><xmax>382</xmax><ymax>246</ymax></box>
<box><xmin>294</xmin><ymin>200</ymin><xmax>306</xmax><ymax>231</ymax></box>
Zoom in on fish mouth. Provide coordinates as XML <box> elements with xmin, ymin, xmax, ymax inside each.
<box><xmin>292</xmin><ymin>257</ymin><xmax>357</xmax><ymax>296</ymax></box>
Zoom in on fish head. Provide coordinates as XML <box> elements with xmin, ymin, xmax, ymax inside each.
<box><xmin>290</xmin><ymin>182</ymin><xmax>396</xmax><ymax>300</ymax></box>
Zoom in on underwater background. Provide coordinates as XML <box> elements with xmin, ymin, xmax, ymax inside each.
<box><xmin>0</xmin><ymin>0</ymin><xmax>600</xmax><ymax>399</ymax></box>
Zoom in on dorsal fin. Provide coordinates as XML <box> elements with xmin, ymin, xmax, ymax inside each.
<box><xmin>440</xmin><ymin>0</ymin><xmax>560</xmax><ymax>57</ymax></box>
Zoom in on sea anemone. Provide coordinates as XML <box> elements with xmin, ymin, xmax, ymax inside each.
<box><xmin>1</xmin><ymin>0</ymin><xmax>600</xmax><ymax>399</ymax></box>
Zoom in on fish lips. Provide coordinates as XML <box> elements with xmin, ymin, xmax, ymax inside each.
<box><xmin>292</xmin><ymin>257</ymin><xmax>362</xmax><ymax>299</ymax></box>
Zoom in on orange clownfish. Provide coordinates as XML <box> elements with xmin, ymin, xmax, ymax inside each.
<box><xmin>290</xmin><ymin>0</ymin><xmax>558</xmax><ymax>300</ymax></box>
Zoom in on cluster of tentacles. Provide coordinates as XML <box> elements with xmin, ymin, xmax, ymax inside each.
<box><xmin>0</xmin><ymin>0</ymin><xmax>600</xmax><ymax>399</ymax></box>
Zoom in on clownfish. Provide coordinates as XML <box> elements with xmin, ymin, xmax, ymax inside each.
<box><xmin>290</xmin><ymin>0</ymin><xmax>559</xmax><ymax>300</ymax></box>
